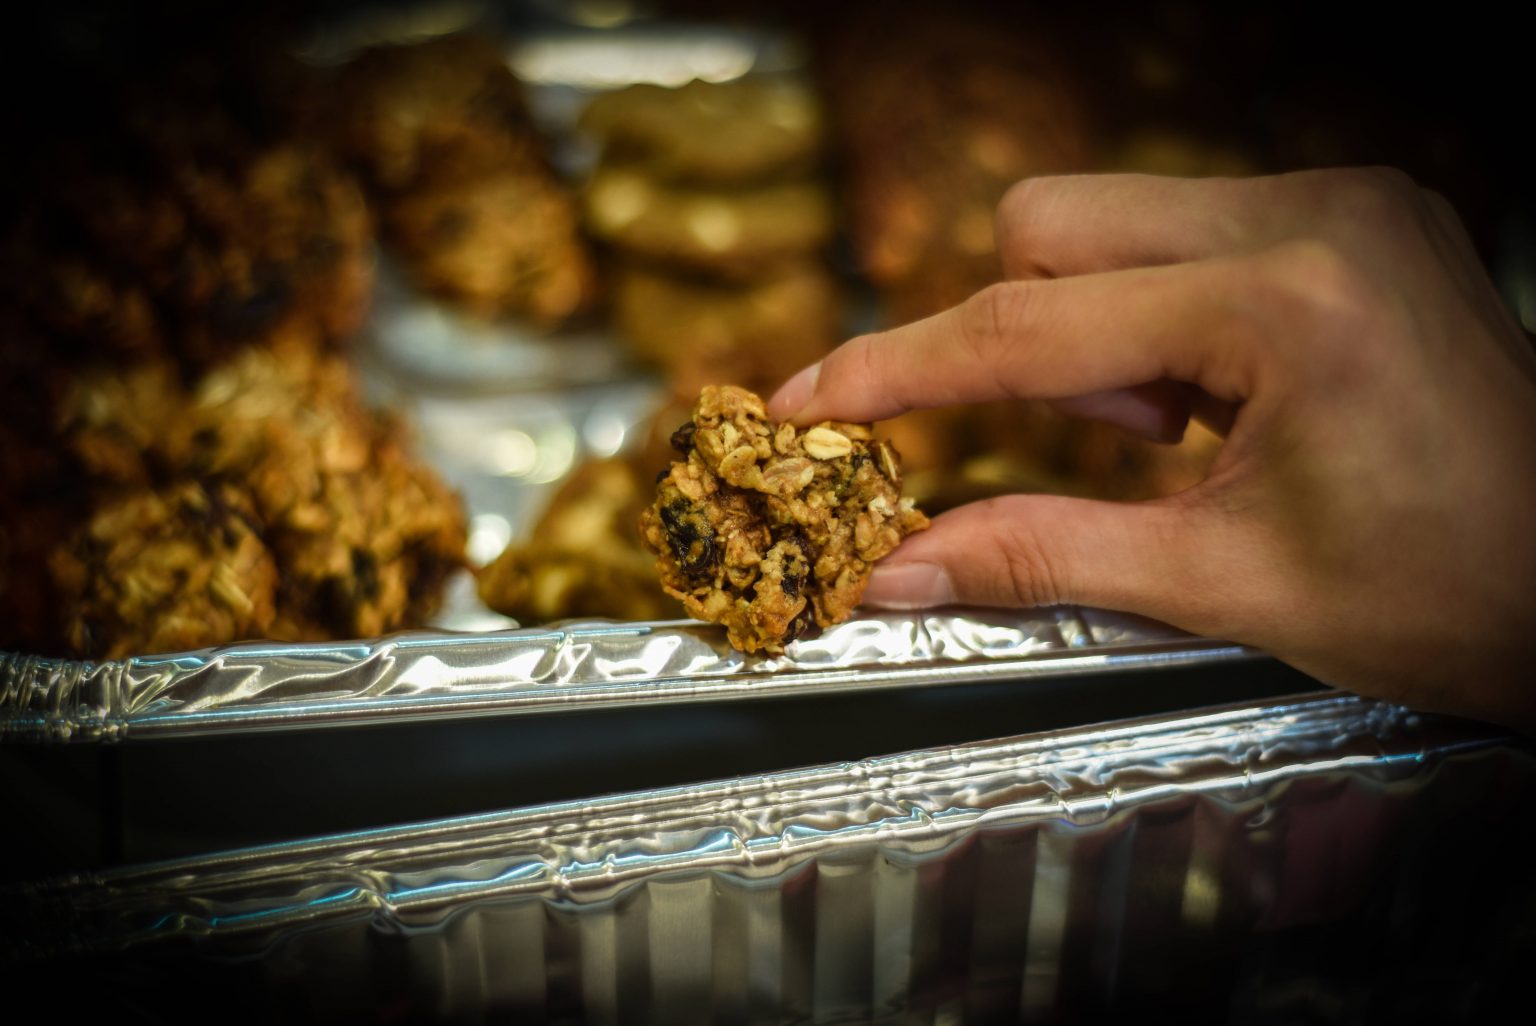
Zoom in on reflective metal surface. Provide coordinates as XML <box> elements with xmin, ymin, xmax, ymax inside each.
<box><xmin>0</xmin><ymin>608</ymin><xmax>1249</xmax><ymax>743</ymax></box>
<box><xmin>6</xmin><ymin>693</ymin><xmax>1528</xmax><ymax>1022</ymax></box>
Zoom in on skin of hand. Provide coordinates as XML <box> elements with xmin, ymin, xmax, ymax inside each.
<box><xmin>768</xmin><ymin>169</ymin><xmax>1536</xmax><ymax>730</ymax></box>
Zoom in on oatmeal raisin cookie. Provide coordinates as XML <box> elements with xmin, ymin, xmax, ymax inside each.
<box><xmin>477</xmin><ymin>458</ymin><xmax>680</xmax><ymax>624</ymax></box>
<box><xmin>640</xmin><ymin>386</ymin><xmax>928</xmax><ymax>653</ymax></box>
<box><xmin>166</xmin><ymin>346</ymin><xmax>375</xmax><ymax>515</ymax></box>
<box><xmin>50</xmin><ymin>481</ymin><xmax>280</xmax><ymax>659</ymax></box>
<box><xmin>821</xmin><ymin>10</ymin><xmax>1089</xmax><ymax>323</ymax></box>
<box><xmin>5</xmin><ymin>136</ymin><xmax>373</xmax><ymax>369</ymax></box>
<box><xmin>332</xmin><ymin>34</ymin><xmax>541</xmax><ymax>193</ymax></box>
<box><xmin>169</xmin><ymin>347</ymin><xmax>466</xmax><ymax>640</ymax></box>
<box><xmin>384</xmin><ymin>170</ymin><xmax>592</xmax><ymax>326</ymax></box>
<box><xmin>267</xmin><ymin>424</ymin><xmax>466</xmax><ymax>640</ymax></box>
<box><xmin>55</xmin><ymin>360</ymin><xmax>186</xmax><ymax>490</ymax></box>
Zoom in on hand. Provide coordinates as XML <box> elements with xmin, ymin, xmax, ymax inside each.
<box><xmin>768</xmin><ymin>169</ymin><xmax>1536</xmax><ymax>730</ymax></box>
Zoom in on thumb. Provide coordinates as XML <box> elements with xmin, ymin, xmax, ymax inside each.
<box><xmin>862</xmin><ymin>494</ymin><xmax>1222</xmax><ymax>628</ymax></box>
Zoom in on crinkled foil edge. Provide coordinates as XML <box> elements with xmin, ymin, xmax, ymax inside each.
<box><xmin>0</xmin><ymin>607</ymin><xmax>1252</xmax><ymax>742</ymax></box>
<box><xmin>4</xmin><ymin>692</ymin><xmax>1515</xmax><ymax>958</ymax></box>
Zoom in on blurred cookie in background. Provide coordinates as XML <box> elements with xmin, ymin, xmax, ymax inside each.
<box><xmin>330</xmin><ymin>34</ymin><xmax>540</xmax><ymax>192</ymax></box>
<box><xmin>164</xmin><ymin>143</ymin><xmax>375</xmax><ymax>365</ymax></box>
<box><xmin>820</xmin><ymin>8</ymin><xmax>1092</xmax><ymax>324</ymax></box>
<box><xmin>580</xmin><ymin>72</ymin><xmax>843</xmax><ymax>401</ymax></box>
<box><xmin>333</xmin><ymin>33</ymin><xmax>594</xmax><ymax>328</ymax></box>
<box><xmin>477</xmin><ymin>457</ymin><xmax>679</xmax><ymax>625</ymax></box>
<box><xmin>266</xmin><ymin>420</ymin><xmax>468</xmax><ymax>641</ymax></box>
<box><xmin>584</xmin><ymin>168</ymin><xmax>834</xmax><ymax>281</ymax></box>
<box><xmin>55</xmin><ymin>360</ymin><xmax>186</xmax><ymax>493</ymax></box>
<box><xmin>3</xmin><ymin>132</ymin><xmax>373</xmax><ymax>372</ymax></box>
<box><xmin>168</xmin><ymin>346</ymin><xmax>467</xmax><ymax>643</ymax></box>
<box><xmin>50</xmin><ymin>481</ymin><xmax>281</xmax><ymax>661</ymax></box>
<box><xmin>815</xmin><ymin>8</ymin><xmax>1237</xmax><ymax>508</ymax></box>
<box><xmin>4</xmin><ymin>342</ymin><xmax>469</xmax><ymax>659</ymax></box>
<box><xmin>612</xmin><ymin>262</ymin><xmax>840</xmax><ymax>399</ymax></box>
<box><xmin>383</xmin><ymin>166</ymin><xmax>592</xmax><ymax>326</ymax></box>
<box><xmin>580</xmin><ymin>77</ymin><xmax>824</xmax><ymax>186</ymax></box>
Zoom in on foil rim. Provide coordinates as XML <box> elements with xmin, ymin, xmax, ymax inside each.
<box><xmin>6</xmin><ymin>691</ymin><xmax>1514</xmax><ymax>958</ymax></box>
<box><xmin>0</xmin><ymin>607</ymin><xmax>1255</xmax><ymax>743</ymax></box>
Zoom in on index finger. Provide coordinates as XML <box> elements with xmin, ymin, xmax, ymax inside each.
<box><xmin>768</xmin><ymin>254</ymin><xmax>1267</xmax><ymax>426</ymax></box>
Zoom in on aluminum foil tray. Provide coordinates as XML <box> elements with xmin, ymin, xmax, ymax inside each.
<box><xmin>0</xmin><ymin>607</ymin><xmax>1251</xmax><ymax>744</ymax></box>
<box><xmin>6</xmin><ymin>693</ymin><xmax>1529</xmax><ymax>1022</ymax></box>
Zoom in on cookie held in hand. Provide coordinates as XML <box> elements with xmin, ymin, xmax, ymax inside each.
<box><xmin>640</xmin><ymin>386</ymin><xmax>929</xmax><ymax>653</ymax></box>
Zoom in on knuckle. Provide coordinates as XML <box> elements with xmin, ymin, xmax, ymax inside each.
<box><xmin>996</xmin><ymin>176</ymin><xmax>1056</xmax><ymax>227</ymax></box>
<box><xmin>1418</xmin><ymin>185</ymin><xmax>1453</xmax><ymax>216</ymax></box>
<box><xmin>996</xmin><ymin>175</ymin><xmax>1086</xmax><ymax>277</ymax></box>
<box><xmin>1318</xmin><ymin>166</ymin><xmax>1420</xmax><ymax>231</ymax></box>
<box><xmin>1343</xmin><ymin>165</ymin><xmax>1418</xmax><ymax>195</ymax></box>
<box><xmin>995</xmin><ymin>177</ymin><xmax>1054</xmax><ymax>253</ymax></box>
<box><xmin>994</xmin><ymin>513</ymin><xmax>1064</xmax><ymax>608</ymax></box>
<box><xmin>1251</xmin><ymin>237</ymin><xmax>1394</xmax><ymax>374</ymax></box>
<box><xmin>834</xmin><ymin>331</ymin><xmax>884</xmax><ymax>389</ymax></box>
<box><xmin>852</xmin><ymin>333</ymin><xmax>886</xmax><ymax>392</ymax></box>
<box><xmin>959</xmin><ymin>282</ymin><xmax>1029</xmax><ymax>357</ymax></box>
<box><xmin>1264</xmin><ymin>237</ymin><xmax>1378</xmax><ymax>320</ymax></box>
<box><xmin>1418</xmin><ymin>186</ymin><xmax>1466</xmax><ymax>234</ymax></box>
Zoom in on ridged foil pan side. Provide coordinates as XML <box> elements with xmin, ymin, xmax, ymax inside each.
<box><xmin>0</xmin><ymin>607</ymin><xmax>1251</xmax><ymax>742</ymax></box>
<box><xmin>6</xmin><ymin>694</ymin><xmax>1528</xmax><ymax>1021</ymax></box>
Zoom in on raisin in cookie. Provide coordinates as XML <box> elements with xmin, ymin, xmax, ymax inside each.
<box><xmin>639</xmin><ymin>386</ymin><xmax>928</xmax><ymax>653</ymax></box>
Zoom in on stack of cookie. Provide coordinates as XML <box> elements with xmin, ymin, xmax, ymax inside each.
<box><xmin>579</xmin><ymin>77</ymin><xmax>843</xmax><ymax>399</ymax></box>
<box><xmin>0</xmin><ymin>55</ymin><xmax>468</xmax><ymax>660</ymax></box>
<box><xmin>44</xmin><ymin>348</ymin><xmax>466</xmax><ymax>659</ymax></box>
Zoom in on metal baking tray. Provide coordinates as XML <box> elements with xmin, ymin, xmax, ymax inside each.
<box><xmin>2</xmin><ymin>606</ymin><xmax>1309</xmax><ymax>878</ymax></box>
<box><xmin>10</xmin><ymin>28</ymin><xmax>1521</xmax><ymax>1022</ymax></box>
<box><xmin>6</xmin><ymin>692</ymin><xmax>1528</xmax><ymax>1022</ymax></box>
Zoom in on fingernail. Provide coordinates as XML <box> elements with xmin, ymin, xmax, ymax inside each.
<box><xmin>768</xmin><ymin>362</ymin><xmax>820</xmax><ymax>421</ymax></box>
<box><xmin>862</xmin><ymin>562</ymin><xmax>956</xmax><ymax>610</ymax></box>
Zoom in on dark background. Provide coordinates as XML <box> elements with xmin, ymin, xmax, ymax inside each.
<box><xmin>3</xmin><ymin>1</ymin><xmax>1527</xmax><ymax>317</ymax></box>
